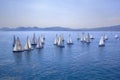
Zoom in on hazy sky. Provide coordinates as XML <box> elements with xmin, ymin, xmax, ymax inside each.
<box><xmin>0</xmin><ymin>0</ymin><xmax>120</xmax><ymax>28</ymax></box>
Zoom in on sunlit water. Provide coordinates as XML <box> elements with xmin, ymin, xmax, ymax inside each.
<box><xmin>0</xmin><ymin>31</ymin><xmax>120</xmax><ymax>80</ymax></box>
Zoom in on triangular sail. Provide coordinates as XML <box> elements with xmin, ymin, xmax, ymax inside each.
<box><xmin>86</xmin><ymin>33</ymin><xmax>90</xmax><ymax>43</ymax></box>
<box><xmin>67</xmin><ymin>34</ymin><xmax>73</xmax><ymax>44</ymax></box>
<box><xmin>36</xmin><ymin>36</ymin><xmax>43</xmax><ymax>48</ymax></box>
<box><xmin>104</xmin><ymin>34</ymin><xmax>108</xmax><ymax>40</ymax></box>
<box><xmin>40</xmin><ymin>35</ymin><xmax>44</xmax><ymax>44</ymax></box>
<box><xmin>81</xmin><ymin>33</ymin><xmax>86</xmax><ymax>42</ymax></box>
<box><xmin>90</xmin><ymin>35</ymin><xmax>94</xmax><ymax>39</ymax></box>
<box><xmin>24</xmin><ymin>36</ymin><xmax>32</xmax><ymax>50</ymax></box>
<box><xmin>32</xmin><ymin>33</ymin><xmax>37</xmax><ymax>45</ymax></box>
<box><xmin>58</xmin><ymin>35</ymin><xmax>64</xmax><ymax>47</ymax></box>
<box><xmin>115</xmin><ymin>34</ymin><xmax>119</xmax><ymax>39</ymax></box>
<box><xmin>13</xmin><ymin>37</ymin><xmax>22</xmax><ymax>52</ymax></box>
<box><xmin>54</xmin><ymin>34</ymin><xmax>59</xmax><ymax>45</ymax></box>
<box><xmin>99</xmin><ymin>36</ymin><xmax>105</xmax><ymax>46</ymax></box>
<box><xmin>61</xmin><ymin>34</ymin><xmax>64</xmax><ymax>41</ymax></box>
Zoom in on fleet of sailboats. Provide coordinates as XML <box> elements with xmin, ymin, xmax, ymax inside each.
<box><xmin>12</xmin><ymin>32</ymin><xmax>119</xmax><ymax>52</ymax></box>
<box><xmin>80</xmin><ymin>33</ymin><xmax>92</xmax><ymax>44</ymax></box>
<box><xmin>13</xmin><ymin>33</ymin><xmax>45</xmax><ymax>52</ymax></box>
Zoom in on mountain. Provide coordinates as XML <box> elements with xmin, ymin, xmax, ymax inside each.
<box><xmin>0</xmin><ymin>25</ymin><xmax>120</xmax><ymax>31</ymax></box>
<box><xmin>87</xmin><ymin>25</ymin><xmax>120</xmax><ymax>31</ymax></box>
<box><xmin>0</xmin><ymin>26</ymin><xmax>74</xmax><ymax>31</ymax></box>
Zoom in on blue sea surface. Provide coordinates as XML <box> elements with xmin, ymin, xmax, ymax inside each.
<box><xmin>0</xmin><ymin>31</ymin><xmax>120</xmax><ymax>80</ymax></box>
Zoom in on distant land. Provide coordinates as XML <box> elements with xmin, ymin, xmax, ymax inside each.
<box><xmin>0</xmin><ymin>25</ymin><xmax>120</xmax><ymax>31</ymax></box>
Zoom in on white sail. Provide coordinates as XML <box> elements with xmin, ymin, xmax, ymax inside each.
<box><xmin>103</xmin><ymin>34</ymin><xmax>108</xmax><ymax>41</ymax></box>
<box><xmin>58</xmin><ymin>37</ymin><xmax>61</xmax><ymax>46</ymax></box>
<box><xmin>67</xmin><ymin>34</ymin><xmax>73</xmax><ymax>44</ymax></box>
<box><xmin>115</xmin><ymin>34</ymin><xmax>119</xmax><ymax>39</ymax></box>
<box><xmin>24</xmin><ymin>36</ymin><xmax>32</xmax><ymax>50</ymax></box>
<box><xmin>90</xmin><ymin>35</ymin><xmax>94</xmax><ymax>39</ymax></box>
<box><xmin>40</xmin><ymin>35</ymin><xmax>44</xmax><ymax>44</ymax></box>
<box><xmin>81</xmin><ymin>33</ymin><xmax>86</xmax><ymax>42</ymax></box>
<box><xmin>54</xmin><ymin>34</ymin><xmax>59</xmax><ymax>45</ymax></box>
<box><xmin>32</xmin><ymin>33</ymin><xmax>37</xmax><ymax>45</ymax></box>
<box><xmin>58</xmin><ymin>35</ymin><xmax>64</xmax><ymax>47</ymax></box>
<box><xmin>86</xmin><ymin>33</ymin><xmax>90</xmax><ymax>43</ymax></box>
<box><xmin>99</xmin><ymin>36</ymin><xmax>105</xmax><ymax>46</ymax></box>
<box><xmin>104</xmin><ymin>34</ymin><xmax>108</xmax><ymax>40</ymax></box>
<box><xmin>13</xmin><ymin>37</ymin><xmax>23</xmax><ymax>52</ymax></box>
<box><xmin>36</xmin><ymin>36</ymin><xmax>43</xmax><ymax>48</ymax></box>
<box><xmin>61</xmin><ymin>34</ymin><xmax>64</xmax><ymax>41</ymax></box>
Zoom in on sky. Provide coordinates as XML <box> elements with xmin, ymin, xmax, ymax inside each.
<box><xmin>0</xmin><ymin>0</ymin><xmax>120</xmax><ymax>28</ymax></box>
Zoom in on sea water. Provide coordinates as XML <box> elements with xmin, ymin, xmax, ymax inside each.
<box><xmin>0</xmin><ymin>31</ymin><xmax>120</xmax><ymax>80</ymax></box>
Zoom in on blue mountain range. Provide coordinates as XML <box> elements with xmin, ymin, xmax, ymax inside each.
<box><xmin>0</xmin><ymin>25</ymin><xmax>120</xmax><ymax>31</ymax></box>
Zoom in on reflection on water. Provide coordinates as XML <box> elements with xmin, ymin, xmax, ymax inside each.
<box><xmin>98</xmin><ymin>47</ymin><xmax>105</xmax><ymax>54</ymax></box>
<box><xmin>13</xmin><ymin>52</ymin><xmax>23</xmax><ymax>64</ymax></box>
<box><xmin>24</xmin><ymin>51</ymin><xmax>32</xmax><ymax>63</ymax></box>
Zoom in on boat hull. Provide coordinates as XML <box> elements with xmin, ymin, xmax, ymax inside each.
<box><xmin>99</xmin><ymin>45</ymin><xmax>105</xmax><ymax>47</ymax></box>
<box><xmin>13</xmin><ymin>50</ymin><xmax>24</xmax><ymax>53</ymax></box>
<box><xmin>36</xmin><ymin>45</ymin><xmax>43</xmax><ymax>49</ymax></box>
<box><xmin>31</xmin><ymin>44</ymin><xmax>37</xmax><ymax>45</ymax></box>
<box><xmin>67</xmin><ymin>43</ymin><xmax>73</xmax><ymax>45</ymax></box>
<box><xmin>24</xmin><ymin>48</ymin><xmax>33</xmax><ymax>51</ymax></box>
<box><xmin>58</xmin><ymin>45</ymin><xmax>65</xmax><ymax>48</ymax></box>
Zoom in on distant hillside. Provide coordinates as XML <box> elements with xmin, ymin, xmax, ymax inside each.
<box><xmin>0</xmin><ymin>26</ymin><xmax>74</xmax><ymax>31</ymax></box>
<box><xmin>87</xmin><ymin>25</ymin><xmax>120</xmax><ymax>31</ymax></box>
<box><xmin>0</xmin><ymin>25</ymin><xmax>120</xmax><ymax>31</ymax></box>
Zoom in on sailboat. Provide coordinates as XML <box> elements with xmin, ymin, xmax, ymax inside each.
<box><xmin>13</xmin><ymin>35</ymin><xmax>16</xmax><ymax>47</ymax></box>
<box><xmin>24</xmin><ymin>36</ymin><xmax>32</xmax><ymax>51</ymax></box>
<box><xmin>81</xmin><ymin>33</ymin><xmax>86</xmax><ymax>42</ymax></box>
<box><xmin>58</xmin><ymin>35</ymin><xmax>65</xmax><ymax>48</ymax></box>
<box><xmin>104</xmin><ymin>34</ymin><xmax>108</xmax><ymax>40</ymax></box>
<box><xmin>54</xmin><ymin>34</ymin><xmax>59</xmax><ymax>45</ymax></box>
<box><xmin>90</xmin><ymin>35</ymin><xmax>94</xmax><ymax>39</ymax></box>
<box><xmin>67</xmin><ymin>34</ymin><xmax>73</xmax><ymax>45</ymax></box>
<box><xmin>61</xmin><ymin>34</ymin><xmax>64</xmax><ymax>41</ymax></box>
<box><xmin>86</xmin><ymin>33</ymin><xmax>90</xmax><ymax>43</ymax></box>
<box><xmin>42</xmin><ymin>35</ymin><xmax>45</xmax><ymax>40</ymax></box>
<box><xmin>77</xmin><ymin>33</ymin><xmax>80</xmax><ymax>40</ymax></box>
<box><xmin>115</xmin><ymin>34</ymin><xmax>119</xmax><ymax>39</ymax></box>
<box><xmin>36</xmin><ymin>36</ymin><xmax>43</xmax><ymax>49</ymax></box>
<box><xmin>31</xmin><ymin>33</ymin><xmax>37</xmax><ymax>45</ymax></box>
<box><xmin>40</xmin><ymin>35</ymin><xmax>44</xmax><ymax>44</ymax></box>
<box><xmin>99</xmin><ymin>36</ymin><xmax>105</xmax><ymax>47</ymax></box>
<box><xmin>13</xmin><ymin>37</ymin><xmax>23</xmax><ymax>52</ymax></box>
